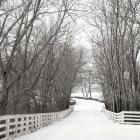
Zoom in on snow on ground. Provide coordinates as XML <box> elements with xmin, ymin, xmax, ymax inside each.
<box><xmin>15</xmin><ymin>98</ymin><xmax>140</xmax><ymax>140</ymax></box>
<box><xmin>71</xmin><ymin>91</ymin><xmax>104</xmax><ymax>100</ymax></box>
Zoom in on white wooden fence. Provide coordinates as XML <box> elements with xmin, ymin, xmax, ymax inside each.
<box><xmin>102</xmin><ymin>107</ymin><xmax>140</xmax><ymax>125</ymax></box>
<box><xmin>0</xmin><ymin>107</ymin><xmax>74</xmax><ymax>140</ymax></box>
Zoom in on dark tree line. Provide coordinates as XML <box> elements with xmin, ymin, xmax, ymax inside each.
<box><xmin>0</xmin><ymin>0</ymin><xmax>84</xmax><ymax>115</ymax></box>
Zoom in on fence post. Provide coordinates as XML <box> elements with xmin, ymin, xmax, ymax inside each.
<box><xmin>6</xmin><ymin>115</ymin><xmax>9</xmax><ymax>139</ymax></box>
<box><xmin>121</xmin><ymin>112</ymin><xmax>124</xmax><ymax>124</ymax></box>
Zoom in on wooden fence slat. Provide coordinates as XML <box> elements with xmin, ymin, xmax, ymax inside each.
<box><xmin>103</xmin><ymin>107</ymin><xmax>140</xmax><ymax>125</ymax></box>
<box><xmin>0</xmin><ymin>107</ymin><xmax>73</xmax><ymax>140</ymax></box>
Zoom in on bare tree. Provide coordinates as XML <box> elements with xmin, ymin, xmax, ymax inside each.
<box><xmin>88</xmin><ymin>0</ymin><xmax>140</xmax><ymax>112</ymax></box>
<box><xmin>0</xmin><ymin>0</ymin><xmax>83</xmax><ymax>115</ymax></box>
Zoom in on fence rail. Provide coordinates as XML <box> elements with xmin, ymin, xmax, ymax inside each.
<box><xmin>102</xmin><ymin>107</ymin><xmax>140</xmax><ymax>125</ymax></box>
<box><xmin>0</xmin><ymin>107</ymin><xmax>74</xmax><ymax>140</ymax></box>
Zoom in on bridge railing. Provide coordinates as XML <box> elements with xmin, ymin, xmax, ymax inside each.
<box><xmin>0</xmin><ymin>107</ymin><xmax>74</xmax><ymax>140</ymax></box>
<box><xmin>102</xmin><ymin>107</ymin><xmax>140</xmax><ymax>125</ymax></box>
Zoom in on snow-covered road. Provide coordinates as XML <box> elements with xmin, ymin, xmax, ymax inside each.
<box><xmin>15</xmin><ymin>99</ymin><xmax>140</xmax><ymax>140</ymax></box>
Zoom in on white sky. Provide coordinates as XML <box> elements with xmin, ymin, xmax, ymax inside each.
<box><xmin>75</xmin><ymin>19</ymin><xmax>91</xmax><ymax>49</ymax></box>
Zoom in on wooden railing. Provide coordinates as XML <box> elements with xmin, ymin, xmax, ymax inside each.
<box><xmin>102</xmin><ymin>107</ymin><xmax>140</xmax><ymax>125</ymax></box>
<box><xmin>0</xmin><ymin>107</ymin><xmax>74</xmax><ymax>140</ymax></box>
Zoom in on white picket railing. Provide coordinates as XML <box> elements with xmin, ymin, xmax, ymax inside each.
<box><xmin>102</xmin><ymin>107</ymin><xmax>140</xmax><ymax>125</ymax></box>
<box><xmin>0</xmin><ymin>107</ymin><xmax>74</xmax><ymax>140</ymax></box>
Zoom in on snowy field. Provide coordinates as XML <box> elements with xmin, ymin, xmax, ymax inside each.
<box><xmin>15</xmin><ymin>98</ymin><xmax>140</xmax><ymax>140</ymax></box>
<box><xmin>71</xmin><ymin>91</ymin><xmax>104</xmax><ymax>100</ymax></box>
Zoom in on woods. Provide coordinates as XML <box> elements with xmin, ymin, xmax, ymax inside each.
<box><xmin>0</xmin><ymin>0</ymin><xmax>83</xmax><ymax>115</ymax></box>
<box><xmin>88</xmin><ymin>0</ymin><xmax>140</xmax><ymax>112</ymax></box>
<box><xmin>2</xmin><ymin>1</ymin><xmax>140</xmax><ymax>140</ymax></box>
<box><xmin>1</xmin><ymin>0</ymin><xmax>140</xmax><ymax>116</ymax></box>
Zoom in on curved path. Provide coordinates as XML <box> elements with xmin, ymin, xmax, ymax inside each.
<box><xmin>15</xmin><ymin>99</ymin><xmax>140</xmax><ymax>140</ymax></box>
